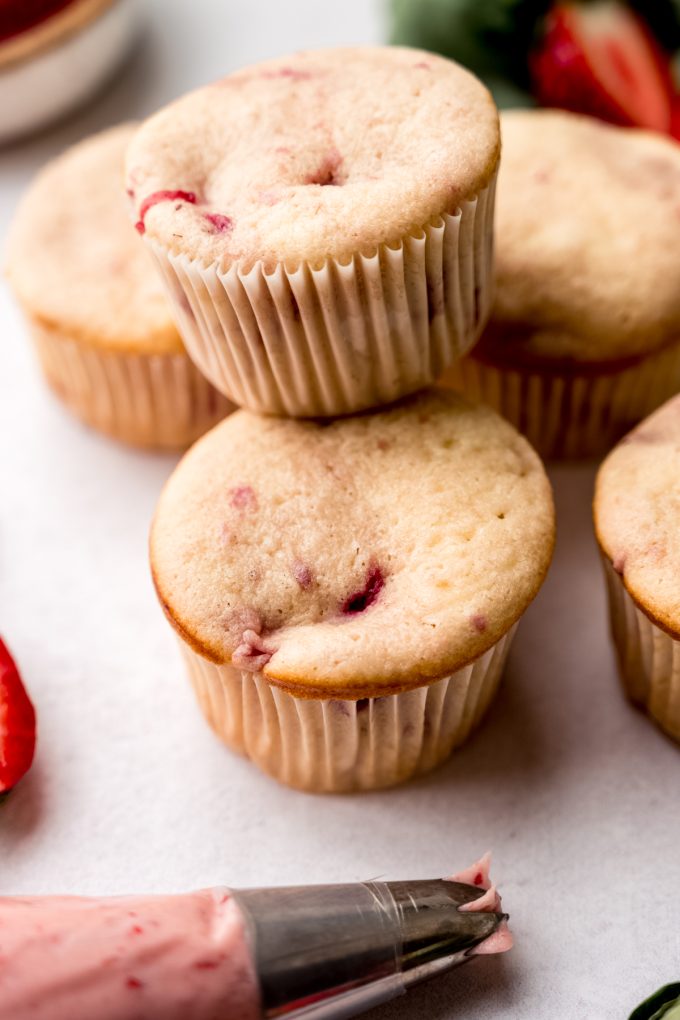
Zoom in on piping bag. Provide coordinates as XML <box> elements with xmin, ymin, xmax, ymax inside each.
<box><xmin>0</xmin><ymin>855</ymin><xmax>511</xmax><ymax>1020</ymax></box>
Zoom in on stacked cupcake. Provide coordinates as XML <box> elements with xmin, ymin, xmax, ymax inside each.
<box><xmin>126</xmin><ymin>47</ymin><xmax>556</xmax><ymax>792</ymax></box>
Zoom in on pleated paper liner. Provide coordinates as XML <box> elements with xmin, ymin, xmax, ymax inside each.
<box><xmin>442</xmin><ymin>337</ymin><xmax>680</xmax><ymax>459</ymax></box>
<box><xmin>180</xmin><ymin>624</ymin><xmax>517</xmax><ymax>793</ymax></box>
<box><xmin>602</xmin><ymin>555</ymin><xmax>680</xmax><ymax>743</ymax></box>
<box><xmin>30</xmin><ymin>318</ymin><xmax>232</xmax><ymax>449</ymax></box>
<box><xmin>147</xmin><ymin>175</ymin><xmax>497</xmax><ymax>418</ymax></box>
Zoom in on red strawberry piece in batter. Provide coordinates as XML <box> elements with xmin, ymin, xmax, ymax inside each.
<box><xmin>341</xmin><ymin>564</ymin><xmax>385</xmax><ymax>615</ymax></box>
<box><xmin>135</xmin><ymin>190</ymin><xmax>197</xmax><ymax>234</ymax></box>
<box><xmin>204</xmin><ymin>213</ymin><xmax>233</xmax><ymax>233</ymax></box>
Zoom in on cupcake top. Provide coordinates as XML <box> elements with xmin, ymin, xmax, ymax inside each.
<box><xmin>125</xmin><ymin>47</ymin><xmax>500</xmax><ymax>272</ymax></box>
<box><xmin>151</xmin><ymin>389</ymin><xmax>554</xmax><ymax>697</ymax></box>
<box><xmin>6</xmin><ymin>123</ymin><xmax>182</xmax><ymax>355</ymax></box>
<box><xmin>479</xmin><ymin>109</ymin><xmax>680</xmax><ymax>366</ymax></box>
<box><xmin>595</xmin><ymin>395</ymin><xmax>680</xmax><ymax>638</ymax></box>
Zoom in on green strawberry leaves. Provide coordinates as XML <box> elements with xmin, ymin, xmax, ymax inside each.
<box><xmin>629</xmin><ymin>984</ymin><xmax>680</xmax><ymax>1020</ymax></box>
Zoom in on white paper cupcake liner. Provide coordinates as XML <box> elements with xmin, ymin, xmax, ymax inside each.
<box><xmin>147</xmin><ymin>175</ymin><xmax>496</xmax><ymax>417</ymax></box>
<box><xmin>444</xmin><ymin>337</ymin><xmax>680</xmax><ymax>458</ymax></box>
<box><xmin>180</xmin><ymin>623</ymin><xmax>516</xmax><ymax>793</ymax></box>
<box><xmin>603</xmin><ymin>555</ymin><xmax>680</xmax><ymax>742</ymax></box>
<box><xmin>30</xmin><ymin>320</ymin><xmax>232</xmax><ymax>449</ymax></box>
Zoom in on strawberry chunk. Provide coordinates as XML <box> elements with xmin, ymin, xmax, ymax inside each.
<box><xmin>530</xmin><ymin>2</ymin><xmax>675</xmax><ymax>134</ymax></box>
<box><xmin>0</xmin><ymin>638</ymin><xmax>36</xmax><ymax>797</ymax></box>
<box><xmin>341</xmin><ymin>564</ymin><xmax>385</xmax><ymax>615</ymax></box>
<box><xmin>135</xmin><ymin>190</ymin><xmax>197</xmax><ymax>235</ymax></box>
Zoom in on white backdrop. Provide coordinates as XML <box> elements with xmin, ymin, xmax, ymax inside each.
<box><xmin>1</xmin><ymin>3</ymin><xmax>679</xmax><ymax>1018</ymax></box>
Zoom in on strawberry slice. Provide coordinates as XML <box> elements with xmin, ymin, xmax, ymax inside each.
<box><xmin>0</xmin><ymin>638</ymin><xmax>36</xmax><ymax>798</ymax></box>
<box><xmin>530</xmin><ymin>2</ymin><xmax>676</xmax><ymax>133</ymax></box>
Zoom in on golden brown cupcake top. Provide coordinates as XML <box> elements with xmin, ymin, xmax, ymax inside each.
<box><xmin>595</xmin><ymin>395</ymin><xmax>680</xmax><ymax>637</ymax></box>
<box><xmin>125</xmin><ymin>47</ymin><xmax>500</xmax><ymax>272</ymax></box>
<box><xmin>151</xmin><ymin>389</ymin><xmax>555</xmax><ymax>698</ymax></box>
<box><xmin>482</xmin><ymin>109</ymin><xmax>680</xmax><ymax>367</ymax></box>
<box><xmin>6</xmin><ymin>123</ymin><xmax>182</xmax><ymax>355</ymax></box>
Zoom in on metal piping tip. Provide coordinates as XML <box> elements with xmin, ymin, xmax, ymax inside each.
<box><xmin>234</xmin><ymin>878</ymin><xmax>507</xmax><ymax>1019</ymax></box>
<box><xmin>386</xmin><ymin>880</ymin><xmax>506</xmax><ymax>988</ymax></box>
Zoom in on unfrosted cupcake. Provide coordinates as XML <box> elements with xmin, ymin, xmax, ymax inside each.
<box><xmin>125</xmin><ymin>46</ymin><xmax>500</xmax><ymax>418</ymax></box>
<box><xmin>6</xmin><ymin>124</ymin><xmax>231</xmax><ymax>450</ymax></box>
<box><xmin>0</xmin><ymin>0</ymin><xmax>141</xmax><ymax>142</ymax></box>
<box><xmin>595</xmin><ymin>396</ymin><xmax>680</xmax><ymax>742</ymax></box>
<box><xmin>150</xmin><ymin>389</ymin><xmax>555</xmax><ymax>792</ymax></box>
<box><xmin>441</xmin><ymin>110</ymin><xmax>680</xmax><ymax>458</ymax></box>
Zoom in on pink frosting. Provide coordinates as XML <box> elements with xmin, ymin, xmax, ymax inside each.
<box><xmin>448</xmin><ymin>854</ymin><xmax>514</xmax><ymax>956</ymax></box>
<box><xmin>0</xmin><ymin>889</ymin><xmax>260</xmax><ymax>1020</ymax></box>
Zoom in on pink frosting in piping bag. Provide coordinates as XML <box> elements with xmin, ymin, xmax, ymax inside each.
<box><xmin>0</xmin><ymin>889</ymin><xmax>260</xmax><ymax>1020</ymax></box>
<box><xmin>448</xmin><ymin>853</ymin><xmax>514</xmax><ymax>956</ymax></box>
<box><xmin>0</xmin><ymin>860</ymin><xmax>511</xmax><ymax>1017</ymax></box>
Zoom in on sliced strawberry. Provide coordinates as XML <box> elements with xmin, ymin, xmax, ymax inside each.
<box><xmin>530</xmin><ymin>2</ymin><xmax>676</xmax><ymax>133</ymax></box>
<box><xmin>0</xmin><ymin>638</ymin><xmax>36</xmax><ymax>797</ymax></box>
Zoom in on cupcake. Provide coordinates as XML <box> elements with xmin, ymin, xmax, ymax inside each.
<box><xmin>6</xmin><ymin>124</ymin><xmax>232</xmax><ymax>450</ymax></box>
<box><xmin>125</xmin><ymin>46</ymin><xmax>500</xmax><ymax>418</ymax></box>
<box><xmin>150</xmin><ymin>388</ymin><xmax>555</xmax><ymax>792</ymax></box>
<box><xmin>0</xmin><ymin>0</ymin><xmax>141</xmax><ymax>143</ymax></box>
<box><xmin>441</xmin><ymin>109</ymin><xmax>680</xmax><ymax>459</ymax></box>
<box><xmin>595</xmin><ymin>396</ymin><xmax>680</xmax><ymax>742</ymax></box>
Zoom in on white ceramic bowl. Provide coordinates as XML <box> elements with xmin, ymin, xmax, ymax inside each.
<box><xmin>0</xmin><ymin>0</ymin><xmax>141</xmax><ymax>144</ymax></box>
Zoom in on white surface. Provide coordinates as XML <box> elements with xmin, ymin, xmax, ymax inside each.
<box><xmin>0</xmin><ymin>0</ymin><xmax>142</xmax><ymax>143</ymax></box>
<box><xmin>1</xmin><ymin>3</ymin><xmax>678</xmax><ymax>1019</ymax></box>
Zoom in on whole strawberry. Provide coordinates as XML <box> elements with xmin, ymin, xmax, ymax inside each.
<box><xmin>0</xmin><ymin>637</ymin><xmax>36</xmax><ymax>799</ymax></box>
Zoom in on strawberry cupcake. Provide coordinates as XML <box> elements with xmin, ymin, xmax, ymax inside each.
<box><xmin>595</xmin><ymin>396</ymin><xmax>680</xmax><ymax>742</ymax></box>
<box><xmin>126</xmin><ymin>46</ymin><xmax>500</xmax><ymax>417</ymax></box>
<box><xmin>150</xmin><ymin>388</ymin><xmax>555</xmax><ymax>792</ymax></box>
<box><xmin>442</xmin><ymin>109</ymin><xmax>680</xmax><ymax>458</ymax></box>
<box><xmin>6</xmin><ymin>124</ymin><xmax>231</xmax><ymax>450</ymax></box>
